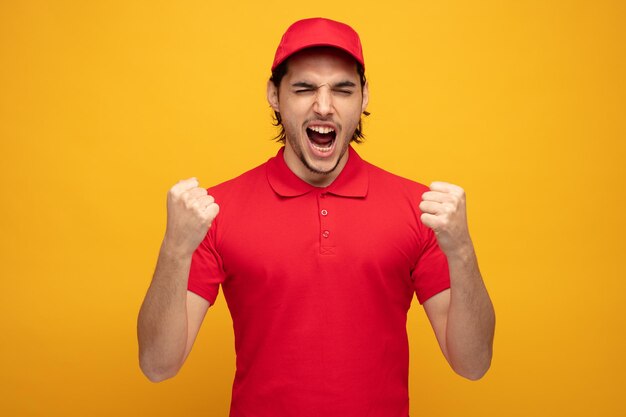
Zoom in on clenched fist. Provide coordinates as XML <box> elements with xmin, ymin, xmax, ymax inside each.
<box><xmin>163</xmin><ymin>177</ymin><xmax>219</xmax><ymax>257</ymax></box>
<box><xmin>419</xmin><ymin>181</ymin><xmax>472</xmax><ymax>256</ymax></box>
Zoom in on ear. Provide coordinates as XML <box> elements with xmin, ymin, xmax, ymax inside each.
<box><xmin>267</xmin><ymin>79</ymin><xmax>280</xmax><ymax>112</ymax></box>
<box><xmin>361</xmin><ymin>80</ymin><xmax>369</xmax><ymax>113</ymax></box>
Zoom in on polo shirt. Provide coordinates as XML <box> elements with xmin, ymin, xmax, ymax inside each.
<box><xmin>188</xmin><ymin>146</ymin><xmax>450</xmax><ymax>417</ymax></box>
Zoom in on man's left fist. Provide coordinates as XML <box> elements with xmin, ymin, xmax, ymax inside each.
<box><xmin>419</xmin><ymin>181</ymin><xmax>472</xmax><ymax>256</ymax></box>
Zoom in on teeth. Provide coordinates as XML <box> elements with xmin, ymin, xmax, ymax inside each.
<box><xmin>309</xmin><ymin>126</ymin><xmax>335</xmax><ymax>134</ymax></box>
<box><xmin>311</xmin><ymin>142</ymin><xmax>333</xmax><ymax>152</ymax></box>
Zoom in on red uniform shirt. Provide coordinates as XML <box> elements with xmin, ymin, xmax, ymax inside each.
<box><xmin>189</xmin><ymin>146</ymin><xmax>450</xmax><ymax>417</ymax></box>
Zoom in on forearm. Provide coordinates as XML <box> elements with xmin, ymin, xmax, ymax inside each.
<box><xmin>444</xmin><ymin>245</ymin><xmax>495</xmax><ymax>380</ymax></box>
<box><xmin>137</xmin><ymin>243</ymin><xmax>192</xmax><ymax>382</ymax></box>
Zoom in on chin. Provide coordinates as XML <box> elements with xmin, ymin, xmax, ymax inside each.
<box><xmin>304</xmin><ymin>159</ymin><xmax>340</xmax><ymax>176</ymax></box>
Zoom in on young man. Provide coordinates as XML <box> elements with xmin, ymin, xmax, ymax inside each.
<box><xmin>138</xmin><ymin>17</ymin><xmax>495</xmax><ymax>417</ymax></box>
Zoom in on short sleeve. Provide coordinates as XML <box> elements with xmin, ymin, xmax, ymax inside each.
<box><xmin>411</xmin><ymin>227</ymin><xmax>451</xmax><ymax>304</ymax></box>
<box><xmin>187</xmin><ymin>223</ymin><xmax>227</xmax><ymax>305</ymax></box>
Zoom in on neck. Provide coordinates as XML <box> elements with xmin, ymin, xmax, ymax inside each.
<box><xmin>283</xmin><ymin>145</ymin><xmax>350</xmax><ymax>187</ymax></box>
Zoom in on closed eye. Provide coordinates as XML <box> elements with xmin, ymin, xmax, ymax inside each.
<box><xmin>292</xmin><ymin>82</ymin><xmax>316</xmax><ymax>94</ymax></box>
<box><xmin>291</xmin><ymin>81</ymin><xmax>357</xmax><ymax>95</ymax></box>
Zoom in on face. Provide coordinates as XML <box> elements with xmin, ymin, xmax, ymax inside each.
<box><xmin>267</xmin><ymin>47</ymin><xmax>369</xmax><ymax>187</ymax></box>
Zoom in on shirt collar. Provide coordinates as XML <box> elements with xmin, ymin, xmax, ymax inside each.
<box><xmin>266</xmin><ymin>146</ymin><xmax>369</xmax><ymax>198</ymax></box>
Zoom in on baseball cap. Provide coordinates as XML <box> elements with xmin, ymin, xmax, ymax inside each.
<box><xmin>271</xmin><ymin>17</ymin><xmax>364</xmax><ymax>71</ymax></box>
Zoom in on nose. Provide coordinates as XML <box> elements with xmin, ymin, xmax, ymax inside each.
<box><xmin>313</xmin><ymin>85</ymin><xmax>334</xmax><ymax>117</ymax></box>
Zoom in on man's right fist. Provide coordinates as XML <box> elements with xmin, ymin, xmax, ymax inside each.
<box><xmin>162</xmin><ymin>177</ymin><xmax>219</xmax><ymax>257</ymax></box>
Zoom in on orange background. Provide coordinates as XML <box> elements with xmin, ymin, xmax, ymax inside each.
<box><xmin>1</xmin><ymin>1</ymin><xmax>625</xmax><ymax>416</ymax></box>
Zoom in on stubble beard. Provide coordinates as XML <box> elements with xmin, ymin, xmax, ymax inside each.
<box><xmin>300</xmin><ymin>140</ymin><xmax>349</xmax><ymax>175</ymax></box>
<box><xmin>287</xmin><ymin>135</ymin><xmax>351</xmax><ymax>176</ymax></box>
<box><xmin>286</xmin><ymin>121</ymin><xmax>353</xmax><ymax>176</ymax></box>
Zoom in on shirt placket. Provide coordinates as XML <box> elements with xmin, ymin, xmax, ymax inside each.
<box><xmin>317</xmin><ymin>191</ymin><xmax>335</xmax><ymax>256</ymax></box>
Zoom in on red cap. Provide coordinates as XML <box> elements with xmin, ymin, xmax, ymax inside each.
<box><xmin>271</xmin><ymin>17</ymin><xmax>364</xmax><ymax>71</ymax></box>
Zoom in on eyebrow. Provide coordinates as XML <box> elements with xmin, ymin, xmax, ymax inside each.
<box><xmin>291</xmin><ymin>81</ymin><xmax>357</xmax><ymax>89</ymax></box>
<box><xmin>334</xmin><ymin>81</ymin><xmax>357</xmax><ymax>88</ymax></box>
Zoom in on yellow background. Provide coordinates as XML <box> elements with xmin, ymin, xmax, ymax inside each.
<box><xmin>1</xmin><ymin>1</ymin><xmax>625</xmax><ymax>416</ymax></box>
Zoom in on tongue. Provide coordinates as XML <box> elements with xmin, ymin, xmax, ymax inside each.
<box><xmin>308</xmin><ymin>130</ymin><xmax>334</xmax><ymax>146</ymax></box>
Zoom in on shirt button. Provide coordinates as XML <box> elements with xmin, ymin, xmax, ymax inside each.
<box><xmin>322</xmin><ymin>230</ymin><xmax>330</xmax><ymax>238</ymax></box>
<box><xmin>321</xmin><ymin>209</ymin><xmax>328</xmax><ymax>216</ymax></box>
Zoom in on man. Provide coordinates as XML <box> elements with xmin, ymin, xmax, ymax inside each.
<box><xmin>138</xmin><ymin>17</ymin><xmax>495</xmax><ymax>417</ymax></box>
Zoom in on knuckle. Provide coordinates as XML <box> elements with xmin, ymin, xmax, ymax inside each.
<box><xmin>183</xmin><ymin>195</ymin><xmax>197</xmax><ymax>209</ymax></box>
<box><xmin>200</xmin><ymin>195</ymin><xmax>214</xmax><ymax>205</ymax></box>
<box><xmin>169</xmin><ymin>190</ymin><xmax>182</xmax><ymax>203</ymax></box>
<box><xmin>169</xmin><ymin>183</ymin><xmax>180</xmax><ymax>194</ymax></box>
<box><xmin>208</xmin><ymin>203</ymin><xmax>219</xmax><ymax>217</ymax></box>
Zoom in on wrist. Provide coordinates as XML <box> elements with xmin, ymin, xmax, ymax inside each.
<box><xmin>160</xmin><ymin>236</ymin><xmax>196</xmax><ymax>260</ymax></box>
<box><xmin>444</xmin><ymin>239</ymin><xmax>475</xmax><ymax>264</ymax></box>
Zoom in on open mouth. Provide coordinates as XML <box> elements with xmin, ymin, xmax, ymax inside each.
<box><xmin>306</xmin><ymin>125</ymin><xmax>336</xmax><ymax>153</ymax></box>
